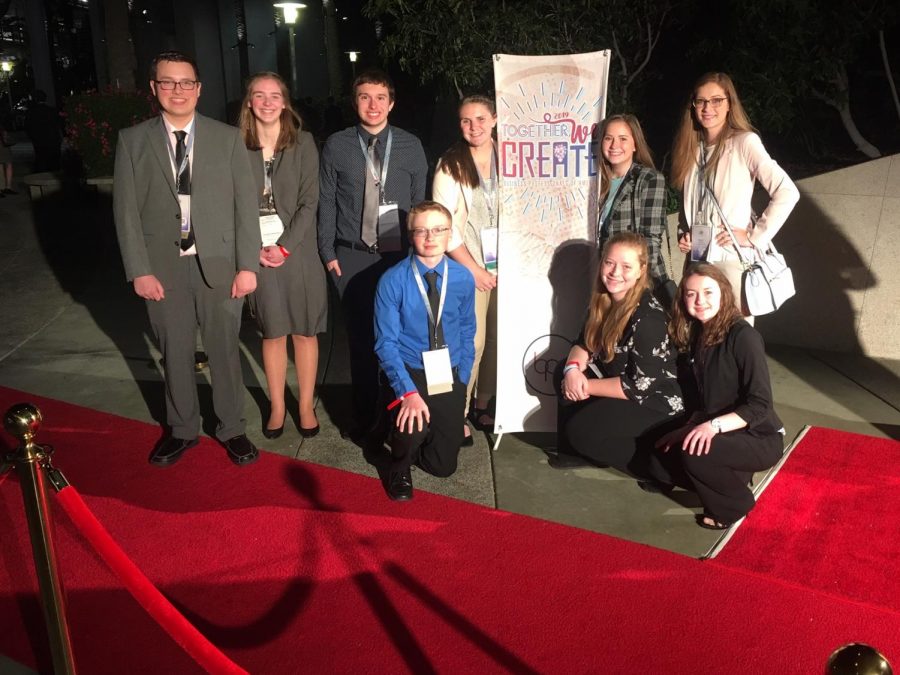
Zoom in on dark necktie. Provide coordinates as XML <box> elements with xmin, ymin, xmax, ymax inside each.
<box><xmin>361</xmin><ymin>135</ymin><xmax>380</xmax><ymax>248</ymax></box>
<box><xmin>174</xmin><ymin>130</ymin><xmax>194</xmax><ymax>251</ymax></box>
<box><xmin>425</xmin><ymin>270</ymin><xmax>445</xmax><ymax>350</ymax></box>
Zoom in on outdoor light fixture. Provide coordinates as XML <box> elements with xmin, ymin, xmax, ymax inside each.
<box><xmin>274</xmin><ymin>2</ymin><xmax>306</xmax><ymax>25</ymax></box>
<box><xmin>346</xmin><ymin>51</ymin><xmax>359</xmax><ymax>63</ymax></box>
<box><xmin>273</xmin><ymin>3</ymin><xmax>307</xmax><ymax>96</ymax></box>
<box><xmin>0</xmin><ymin>60</ymin><xmax>12</xmax><ymax>111</ymax></box>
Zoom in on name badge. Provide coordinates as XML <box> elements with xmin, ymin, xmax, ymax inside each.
<box><xmin>691</xmin><ymin>218</ymin><xmax>712</xmax><ymax>262</ymax></box>
<box><xmin>481</xmin><ymin>227</ymin><xmax>498</xmax><ymax>274</ymax></box>
<box><xmin>178</xmin><ymin>194</ymin><xmax>196</xmax><ymax>257</ymax></box>
<box><xmin>259</xmin><ymin>214</ymin><xmax>285</xmax><ymax>247</ymax></box>
<box><xmin>422</xmin><ymin>347</ymin><xmax>453</xmax><ymax>396</ymax></box>
<box><xmin>378</xmin><ymin>202</ymin><xmax>401</xmax><ymax>252</ymax></box>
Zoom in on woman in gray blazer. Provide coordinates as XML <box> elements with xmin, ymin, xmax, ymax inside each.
<box><xmin>239</xmin><ymin>72</ymin><xmax>326</xmax><ymax>438</ymax></box>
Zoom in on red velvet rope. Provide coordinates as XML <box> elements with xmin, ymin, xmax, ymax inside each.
<box><xmin>55</xmin><ymin>486</ymin><xmax>248</xmax><ymax>675</ymax></box>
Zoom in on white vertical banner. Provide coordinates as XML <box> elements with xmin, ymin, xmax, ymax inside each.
<box><xmin>493</xmin><ymin>51</ymin><xmax>610</xmax><ymax>434</ymax></box>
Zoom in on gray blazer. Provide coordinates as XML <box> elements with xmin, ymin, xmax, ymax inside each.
<box><xmin>248</xmin><ymin>130</ymin><xmax>319</xmax><ymax>254</ymax></box>
<box><xmin>113</xmin><ymin>113</ymin><xmax>260</xmax><ymax>288</ymax></box>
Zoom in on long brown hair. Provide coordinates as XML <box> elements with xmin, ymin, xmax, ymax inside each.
<box><xmin>670</xmin><ymin>72</ymin><xmax>757</xmax><ymax>188</ymax></box>
<box><xmin>584</xmin><ymin>232</ymin><xmax>651</xmax><ymax>362</ymax></box>
<box><xmin>239</xmin><ymin>72</ymin><xmax>302</xmax><ymax>152</ymax></box>
<box><xmin>597</xmin><ymin>114</ymin><xmax>656</xmax><ymax>205</ymax></box>
<box><xmin>438</xmin><ymin>95</ymin><xmax>497</xmax><ymax>189</ymax></box>
<box><xmin>669</xmin><ymin>263</ymin><xmax>743</xmax><ymax>352</ymax></box>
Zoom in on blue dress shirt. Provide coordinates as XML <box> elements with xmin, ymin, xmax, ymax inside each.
<box><xmin>374</xmin><ymin>254</ymin><xmax>476</xmax><ymax>398</ymax></box>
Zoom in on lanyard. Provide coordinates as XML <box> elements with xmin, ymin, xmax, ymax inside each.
<box><xmin>695</xmin><ymin>141</ymin><xmax>711</xmax><ymax>216</ymax></box>
<box><xmin>476</xmin><ymin>145</ymin><xmax>498</xmax><ymax>226</ymax></box>
<box><xmin>162</xmin><ymin>123</ymin><xmax>194</xmax><ymax>185</ymax></box>
<box><xmin>411</xmin><ymin>255</ymin><xmax>449</xmax><ymax>348</ymax></box>
<box><xmin>357</xmin><ymin>128</ymin><xmax>393</xmax><ymax>197</ymax></box>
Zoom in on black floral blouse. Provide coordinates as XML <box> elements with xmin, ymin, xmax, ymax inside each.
<box><xmin>577</xmin><ymin>291</ymin><xmax>684</xmax><ymax>416</ymax></box>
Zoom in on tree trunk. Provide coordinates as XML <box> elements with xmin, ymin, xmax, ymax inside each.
<box><xmin>322</xmin><ymin>0</ymin><xmax>344</xmax><ymax>97</ymax></box>
<box><xmin>833</xmin><ymin>101</ymin><xmax>881</xmax><ymax>158</ymax></box>
<box><xmin>879</xmin><ymin>29</ymin><xmax>900</xmax><ymax>124</ymax></box>
<box><xmin>816</xmin><ymin>64</ymin><xmax>881</xmax><ymax>159</ymax></box>
<box><xmin>104</xmin><ymin>0</ymin><xmax>136</xmax><ymax>91</ymax></box>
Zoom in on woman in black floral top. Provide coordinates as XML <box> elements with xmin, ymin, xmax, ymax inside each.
<box><xmin>551</xmin><ymin>232</ymin><xmax>683</xmax><ymax>476</ymax></box>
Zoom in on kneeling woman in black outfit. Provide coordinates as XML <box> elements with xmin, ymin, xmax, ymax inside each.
<box><xmin>654</xmin><ymin>263</ymin><xmax>784</xmax><ymax>529</ymax></box>
<box><xmin>552</xmin><ymin>232</ymin><xmax>684</xmax><ymax>473</ymax></box>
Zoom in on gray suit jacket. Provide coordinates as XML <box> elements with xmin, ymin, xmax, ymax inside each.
<box><xmin>113</xmin><ymin>113</ymin><xmax>260</xmax><ymax>288</ymax></box>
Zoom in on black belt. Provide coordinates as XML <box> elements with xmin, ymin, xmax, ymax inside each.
<box><xmin>336</xmin><ymin>238</ymin><xmax>378</xmax><ymax>254</ymax></box>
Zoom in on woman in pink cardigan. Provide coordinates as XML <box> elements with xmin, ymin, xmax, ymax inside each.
<box><xmin>670</xmin><ymin>72</ymin><xmax>799</xmax><ymax>320</ymax></box>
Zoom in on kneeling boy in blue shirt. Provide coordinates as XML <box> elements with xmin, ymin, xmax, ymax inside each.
<box><xmin>374</xmin><ymin>201</ymin><xmax>476</xmax><ymax>500</ymax></box>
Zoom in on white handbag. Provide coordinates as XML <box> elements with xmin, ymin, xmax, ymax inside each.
<box><xmin>740</xmin><ymin>241</ymin><xmax>795</xmax><ymax>316</ymax></box>
<box><xmin>703</xmin><ymin>183</ymin><xmax>796</xmax><ymax>316</ymax></box>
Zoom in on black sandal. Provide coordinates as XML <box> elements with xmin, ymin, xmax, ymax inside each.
<box><xmin>695</xmin><ymin>514</ymin><xmax>733</xmax><ymax>530</ymax></box>
<box><xmin>469</xmin><ymin>404</ymin><xmax>495</xmax><ymax>431</ymax></box>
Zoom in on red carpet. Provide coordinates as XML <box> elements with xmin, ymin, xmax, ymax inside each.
<box><xmin>1</xmin><ymin>387</ymin><xmax>899</xmax><ymax>674</ymax></box>
<box><xmin>709</xmin><ymin>426</ymin><xmax>900</xmax><ymax>613</ymax></box>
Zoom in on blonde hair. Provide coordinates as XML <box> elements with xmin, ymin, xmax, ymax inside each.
<box><xmin>239</xmin><ymin>72</ymin><xmax>302</xmax><ymax>152</ymax></box>
<box><xmin>670</xmin><ymin>72</ymin><xmax>757</xmax><ymax>189</ymax></box>
<box><xmin>598</xmin><ymin>114</ymin><xmax>656</xmax><ymax>205</ymax></box>
<box><xmin>584</xmin><ymin>232</ymin><xmax>651</xmax><ymax>362</ymax></box>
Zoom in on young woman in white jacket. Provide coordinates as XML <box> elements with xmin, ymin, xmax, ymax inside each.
<box><xmin>670</xmin><ymin>72</ymin><xmax>799</xmax><ymax>319</ymax></box>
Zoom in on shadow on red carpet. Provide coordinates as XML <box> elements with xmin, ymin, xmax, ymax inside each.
<box><xmin>1</xmin><ymin>387</ymin><xmax>898</xmax><ymax>674</ymax></box>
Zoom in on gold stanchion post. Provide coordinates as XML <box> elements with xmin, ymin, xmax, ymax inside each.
<box><xmin>3</xmin><ymin>403</ymin><xmax>76</xmax><ymax>674</ymax></box>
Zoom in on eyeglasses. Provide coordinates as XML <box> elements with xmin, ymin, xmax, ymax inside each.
<box><xmin>692</xmin><ymin>96</ymin><xmax>728</xmax><ymax>109</ymax></box>
<box><xmin>155</xmin><ymin>80</ymin><xmax>199</xmax><ymax>91</ymax></box>
<box><xmin>411</xmin><ymin>227</ymin><xmax>450</xmax><ymax>239</ymax></box>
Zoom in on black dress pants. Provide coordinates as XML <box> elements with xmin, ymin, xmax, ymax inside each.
<box><xmin>389</xmin><ymin>367</ymin><xmax>466</xmax><ymax>478</ymax></box>
<box><xmin>558</xmin><ymin>396</ymin><xmax>676</xmax><ymax>477</ymax></box>
<box><xmin>333</xmin><ymin>245</ymin><xmax>402</xmax><ymax>430</ymax></box>
<box><xmin>654</xmin><ymin>431</ymin><xmax>784</xmax><ymax>524</ymax></box>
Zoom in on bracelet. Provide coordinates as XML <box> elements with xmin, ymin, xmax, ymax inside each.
<box><xmin>562</xmin><ymin>364</ymin><xmax>580</xmax><ymax>375</ymax></box>
<box><xmin>278</xmin><ymin>245</ymin><xmax>291</xmax><ymax>258</ymax></box>
<box><xmin>387</xmin><ymin>391</ymin><xmax>417</xmax><ymax>411</ymax></box>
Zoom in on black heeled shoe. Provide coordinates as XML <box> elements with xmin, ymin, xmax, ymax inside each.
<box><xmin>263</xmin><ymin>412</ymin><xmax>285</xmax><ymax>439</ymax></box>
<box><xmin>299</xmin><ymin>424</ymin><xmax>320</xmax><ymax>438</ymax></box>
<box><xmin>262</xmin><ymin>424</ymin><xmax>284</xmax><ymax>439</ymax></box>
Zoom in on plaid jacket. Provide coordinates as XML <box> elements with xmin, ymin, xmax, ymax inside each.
<box><xmin>599</xmin><ymin>163</ymin><xmax>670</xmax><ymax>281</ymax></box>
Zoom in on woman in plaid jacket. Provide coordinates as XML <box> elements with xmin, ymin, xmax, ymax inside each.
<box><xmin>597</xmin><ymin>114</ymin><xmax>672</xmax><ymax>306</ymax></box>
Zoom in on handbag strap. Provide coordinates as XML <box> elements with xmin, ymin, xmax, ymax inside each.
<box><xmin>697</xmin><ymin>172</ymin><xmax>759</xmax><ymax>268</ymax></box>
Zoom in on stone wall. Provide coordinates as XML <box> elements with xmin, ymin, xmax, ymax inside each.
<box><xmin>666</xmin><ymin>155</ymin><xmax>900</xmax><ymax>359</ymax></box>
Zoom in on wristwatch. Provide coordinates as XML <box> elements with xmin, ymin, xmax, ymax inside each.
<box><xmin>710</xmin><ymin>418</ymin><xmax>723</xmax><ymax>434</ymax></box>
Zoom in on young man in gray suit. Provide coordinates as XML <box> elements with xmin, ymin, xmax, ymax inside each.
<box><xmin>113</xmin><ymin>51</ymin><xmax>261</xmax><ymax>466</ymax></box>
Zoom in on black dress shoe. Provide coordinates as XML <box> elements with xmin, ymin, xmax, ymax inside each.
<box><xmin>222</xmin><ymin>434</ymin><xmax>259</xmax><ymax>466</ymax></box>
<box><xmin>547</xmin><ymin>452</ymin><xmax>593</xmax><ymax>469</ymax></box>
<box><xmin>149</xmin><ymin>436</ymin><xmax>198</xmax><ymax>466</ymax></box>
<box><xmin>637</xmin><ymin>480</ymin><xmax>675</xmax><ymax>495</ymax></box>
<box><xmin>262</xmin><ymin>425</ymin><xmax>284</xmax><ymax>439</ymax></box>
<box><xmin>387</xmin><ymin>469</ymin><xmax>413</xmax><ymax>501</ymax></box>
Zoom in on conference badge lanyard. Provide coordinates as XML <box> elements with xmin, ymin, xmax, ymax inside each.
<box><xmin>259</xmin><ymin>157</ymin><xmax>285</xmax><ymax>246</ymax></box>
<box><xmin>163</xmin><ymin>124</ymin><xmax>196</xmax><ymax>255</ymax></box>
<box><xmin>411</xmin><ymin>256</ymin><xmax>453</xmax><ymax>396</ymax></box>
<box><xmin>691</xmin><ymin>143</ymin><xmax>713</xmax><ymax>262</ymax></box>
<box><xmin>358</xmin><ymin>129</ymin><xmax>401</xmax><ymax>252</ymax></box>
<box><xmin>478</xmin><ymin>146</ymin><xmax>499</xmax><ymax>274</ymax></box>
